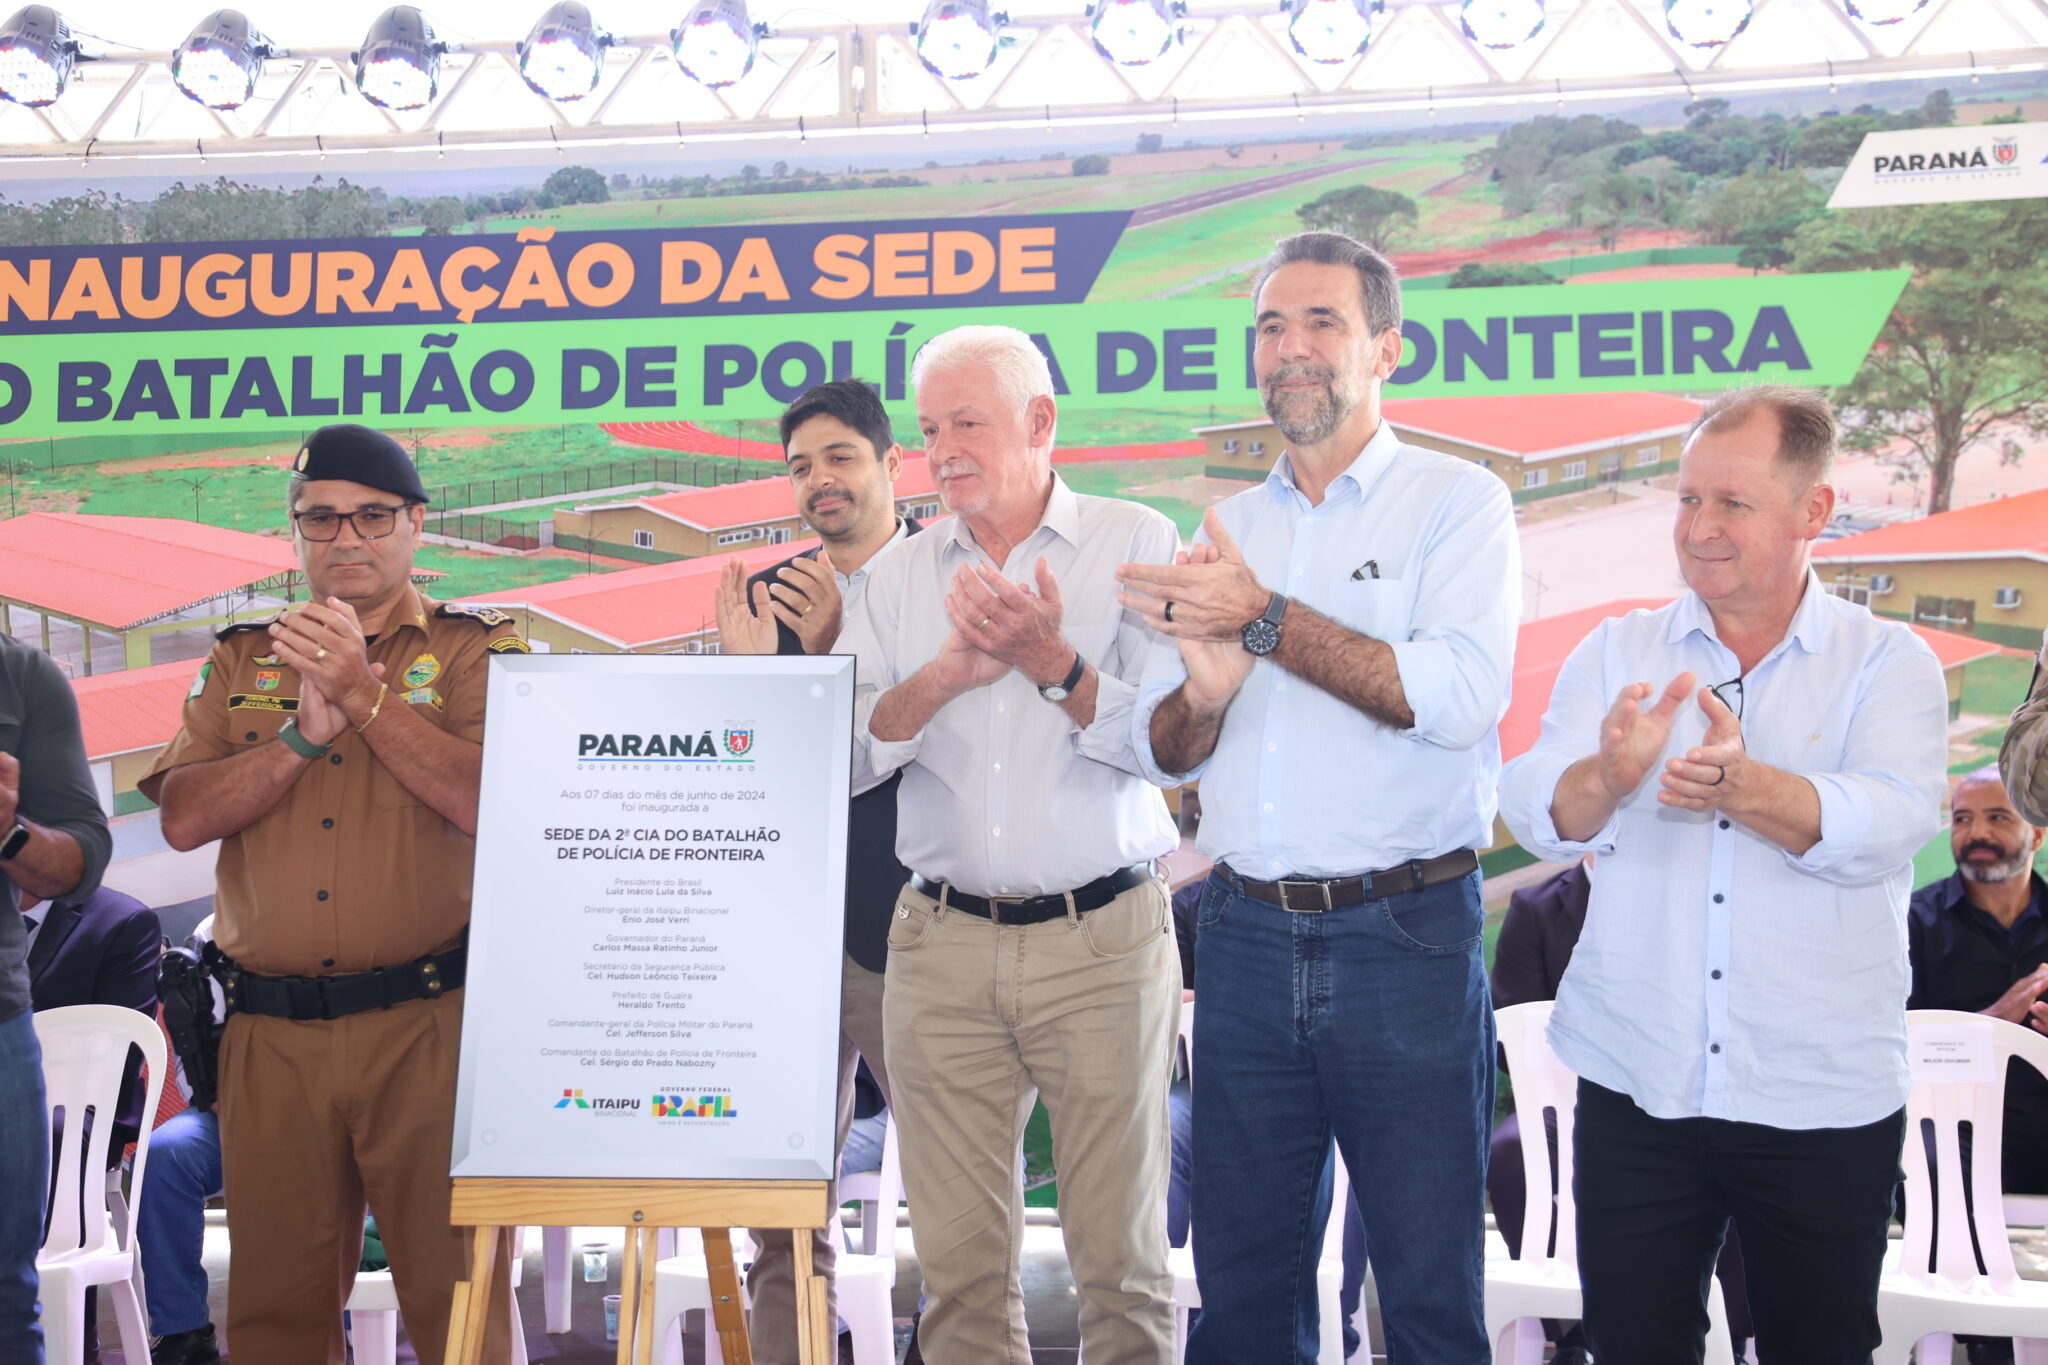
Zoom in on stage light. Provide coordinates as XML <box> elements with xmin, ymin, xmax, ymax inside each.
<box><xmin>353</xmin><ymin>5</ymin><xmax>447</xmax><ymax>111</ymax></box>
<box><xmin>913</xmin><ymin>0</ymin><xmax>1004</xmax><ymax>80</ymax></box>
<box><xmin>1663</xmin><ymin>0</ymin><xmax>1751</xmax><ymax>46</ymax></box>
<box><xmin>518</xmin><ymin>2</ymin><xmax>614</xmax><ymax>100</ymax></box>
<box><xmin>1087</xmin><ymin>0</ymin><xmax>1181</xmax><ymax>66</ymax></box>
<box><xmin>172</xmin><ymin>9</ymin><xmax>280</xmax><ymax>110</ymax></box>
<box><xmin>0</xmin><ymin>5</ymin><xmax>78</xmax><ymax>108</ymax></box>
<box><xmin>1285</xmin><ymin>0</ymin><xmax>1372</xmax><ymax>63</ymax></box>
<box><xmin>1845</xmin><ymin>0</ymin><xmax>1928</xmax><ymax>24</ymax></box>
<box><xmin>671</xmin><ymin>0</ymin><xmax>760</xmax><ymax>88</ymax></box>
<box><xmin>1460</xmin><ymin>0</ymin><xmax>1545</xmax><ymax>48</ymax></box>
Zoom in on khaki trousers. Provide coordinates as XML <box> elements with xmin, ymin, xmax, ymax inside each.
<box><xmin>884</xmin><ymin>877</ymin><xmax>1180</xmax><ymax>1365</ymax></box>
<box><xmin>216</xmin><ymin>989</ymin><xmax>515</xmax><ymax>1365</ymax></box>
<box><xmin>746</xmin><ymin>953</ymin><xmax>893</xmax><ymax>1364</ymax></box>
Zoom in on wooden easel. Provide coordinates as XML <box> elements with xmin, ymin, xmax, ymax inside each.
<box><xmin>443</xmin><ymin>1176</ymin><xmax>832</xmax><ymax>1365</ymax></box>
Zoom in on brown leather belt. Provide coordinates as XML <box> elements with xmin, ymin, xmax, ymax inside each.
<box><xmin>1221</xmin><ymin>848</ymin><xmax>1478</xmax><ymax>914</ymax></box>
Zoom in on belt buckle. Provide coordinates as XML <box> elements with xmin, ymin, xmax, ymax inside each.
<box><xmin>286</xmin><ymin>976</ymin><xmax>329</xmax><ymax>1020</ymax></box>
<box><xmin>1276</xmin><ymin>879</ymin><xmax>1332</xmax><ymax>914</ymax></box>
<box><xmin>985</xmin><ymin>894</ymin><xmax>1029</xmax><ymax>925</ymax></box>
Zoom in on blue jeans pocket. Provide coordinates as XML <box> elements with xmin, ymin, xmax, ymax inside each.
<box><xmin>1195</xmin><ymin>877</ymin><xmax>1230</xmax><ymax>930</ymax></box>
<box><xmin>1380</xmin><ymin>877</ymin><xmax>1482</xmax><ymax>953</ymax></box>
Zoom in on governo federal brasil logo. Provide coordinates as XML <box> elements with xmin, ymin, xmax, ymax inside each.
<box><xmin>653</xmin><ymin>1093</ymin><xmax>741</xmax><ymax>1118</ymax></box>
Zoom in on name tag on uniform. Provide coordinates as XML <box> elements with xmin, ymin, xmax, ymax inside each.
<box><xmin>1911</xmin><ymin>1017</ymin><xmax>1994</xmax><ymax>1084</ymax></box>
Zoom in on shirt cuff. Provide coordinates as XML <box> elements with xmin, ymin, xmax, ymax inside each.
<box><xmin>1785</xmin><ymin>772</ymin><xmax>1869</xmax><ymax>876</ymax></box>
<box><xmin>1387</xmin><ymin>638</ymin><xmax>1452</xmax><ymax>743</ymax></box>
<box><xmin>1074</xmin><ymin>670</ymin><xmax>1135</xmax><ymax>767</ymax></box>
<box><xmin>851</xmin><ymin>690</ymin><xmax>921</xmax><ymax>795</ymax></box>
<box><xmin>1516</xmin><ymin>753</ymin><xmax>1621</xmax><ymax>858</ymax></box>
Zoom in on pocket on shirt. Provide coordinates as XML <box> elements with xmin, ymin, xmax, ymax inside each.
<box><xmin>1321</xmin><ymin>578</ymin><xmax>1413</xmax><ymax>643</ymax></box>
<box><xmin>1380</xmin><ymin>875</ymin><xmax>1482</xmax><ymax>954</ymax></box>
<box><xmin>1079</xmin><ymin>879</ymin><xmax>1170</xmax><ymax>960</ymax></box>
<box><xmin>886</xmin><ymin>892</ymin><xmax>936</xmax><ymax>954</ymax></box>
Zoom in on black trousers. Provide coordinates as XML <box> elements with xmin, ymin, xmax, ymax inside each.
<box><xmin>1574</xmin><ymin>1078</ymin><xmax>1905</xmax><ymax>1365</ymax></box>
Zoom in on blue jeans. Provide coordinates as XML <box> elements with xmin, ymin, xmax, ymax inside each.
<box><xmin>1186</xmin><ymin>868</ymin><xmax>1493</xmax><ymax>1365</ymax></box>
<box><xmin>136</xmin><ymin>1108</ymin><xmax>222</xmax><ymax>1336</ymax></box>
<box><xmin>0</xmin><ymin>1005</ymin><xmax>47</xmax><ymax>1365</ymax></box>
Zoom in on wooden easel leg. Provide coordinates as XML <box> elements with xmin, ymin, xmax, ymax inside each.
<box><xmin>702</xmin><ymin>1228</ymin><xmax>754</xmax><ymax>1365</ymax></box>
<box><xmin>792</xmin><ymin>1232</ymin><xmax>830</xmax><ymax>1365</ymax></box>
<box><xmin>616</xmin><ymin>1227</ymin><xmax>642</xmax><ymax>1365</ymax></box>
<box><xmin>633</xmin><ymin>1226</ymin><xmax>658</xmax><ymax>1365</ymax></box>
<box><xmin>444</xmin><ymin>1225</ymin><xmax>500</xmax><ymax>1365</ymax></box>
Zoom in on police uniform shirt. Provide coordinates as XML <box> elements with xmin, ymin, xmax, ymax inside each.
<box><xmin>138</xmin><ymin>590</ymin><xmax>529</xmax><ymax>978</ymax></box>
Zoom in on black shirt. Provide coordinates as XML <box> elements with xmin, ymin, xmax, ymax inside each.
<box><xmin>745</xmin><ymin>520</ymin><xmax>920</xmax><ymax>975</ymax></box>
<box><xmin>1908</xmin><ymin>869</ymin><xmax>2048</xmax><ymax>1137</ymax></box>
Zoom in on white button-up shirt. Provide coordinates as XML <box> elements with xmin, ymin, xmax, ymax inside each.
<box><xmin>840</xmin><ymin>476</ymin><xmax>1180</xmax><ymax>897</ymax></box>
<box><xmin>1498</xmin><ymin>577</ymin><xmax>1950</xmax><ymax>1129</ymax></box>
<box><xmin>1134</xmin><ymin>420</ymin><xmax>1521</xmax><ymax>877</ymax></box>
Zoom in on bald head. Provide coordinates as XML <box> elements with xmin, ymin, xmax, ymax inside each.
<box><xmin>1951</xmin><ymin>769</ymin><xmax>2042</xmax><ymax>885</ymax></box>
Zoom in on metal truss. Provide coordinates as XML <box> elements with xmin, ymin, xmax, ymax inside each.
<box><xmin>3</xmin><ymin>0</ymin><xmax>2045</xmax><ymax>163</ymax></box>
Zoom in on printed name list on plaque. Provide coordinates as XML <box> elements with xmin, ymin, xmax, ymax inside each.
<box><xmin>451</xmin><ymin>653</ymin><xmax>854</xmax><ymax>1181</ymax></box>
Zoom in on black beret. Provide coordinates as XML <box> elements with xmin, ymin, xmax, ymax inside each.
<box><xmin>290</xmin><ymin>424</ymin><xmax>428</xmax><ymax>504</ymax></box>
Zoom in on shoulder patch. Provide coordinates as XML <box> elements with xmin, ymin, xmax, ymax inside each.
<box><xmin>214</xmin><ymin>616</ymin><xmax>277</xmax><ymax>642</ymax></box>
<box><xmin>488</xmin><ymin>635</ymin><xmax>532</xmax><ymax>654</ymax></box>
<box><xmin>435</xmin><ymin>602</ymin><xmax>515</xmax><ymax>629</ymax></box>
<box><xmin>186</xmin><ymin>661</ymin><xmax>211</xmax><ymax>700</ymax></box>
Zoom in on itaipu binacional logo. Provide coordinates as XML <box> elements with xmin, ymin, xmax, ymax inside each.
<box><xmin>553</xmin><ymin>1088</ymin><xmax>642</xmax><ymax>1113</ymax></box>
<box><xmin>554</xmin><ymin>1088</ymin><xmax>589</xmax><ymax>1109</ymax></box>
<box><xmin>653</xmin><ymin>1093</ymin><xmax>741</xmax><ymax>1118</ymax></box>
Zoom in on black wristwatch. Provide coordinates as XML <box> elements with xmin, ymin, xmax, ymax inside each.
<box><xmin>0</xmin><ymin>820</ymin><xmax>28</xmax><ymax>863</ymax></box>
<box><xmin>1038</xmin><ymin>651</ymin><xmax>1086</xmax><ymax>703</ymax></box>
<box><xmin>1241</xmin><ymin>593</ymin><xmax>1289</xmax><ymax>657</ymax></box>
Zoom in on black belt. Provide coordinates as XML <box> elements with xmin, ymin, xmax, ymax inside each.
<box><xmin>1222</xmin><ymin>848</ymin><xmax>1478</xmax><ymax>914</ymax></box>
<box><xmin>908</xmin><ymin>863</ymin><xmax>1153</xmax><ymax>926</ymax></box>
<box><xmin>223</xmin><ymin>941</ymin><xmax>466</xmax><ymax>1021</ymax></box>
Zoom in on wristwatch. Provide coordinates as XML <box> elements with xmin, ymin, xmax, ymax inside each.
<box><xmin>1241</xmin><ymin>593</ymin><xmax>1290</xmax><ymax>657</ymax></box>
<box><xmin>277</xmin><ymin>718</ymin><xmax>331</xmax><ymax>761</ymax></box>
<box><xmin>1038</xmin><ymin>652</ymin><xmax>1086</xmax><ymax>703</ymax></box>
<box><xmin>0</xmin><ymin>820</ymin><xmax>28</xmax><ymax>863</ymax></box>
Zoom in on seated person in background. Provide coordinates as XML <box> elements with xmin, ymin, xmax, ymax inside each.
<box><xmin>1908</xmin><ymin>766</ymin><xmax>2048</xmax><ymax>1195</ymax></box>
<box><xmin>23</xmin><ymin>882</ymin><xmax>159</xmax><ymax>1146</ymax></box>
<box><xmin>140</xmin><ymin>918</ymin><xmax>226</xmax><ymax>1365</ymax></box>
<box><xmin>1490</xmin><ymin>859</ymin><xmax>1754</xmax><ymax>1365</ymax></box>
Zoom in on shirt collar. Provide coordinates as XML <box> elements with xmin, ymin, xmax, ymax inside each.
<box><xmin>943</xmin><ymin>474</ymin><xmax>1079</xmax><ymax>561</ymax></box>
<box><xmin>828</xmin><ymin>519</ymin><xmax>909</xmax><ymax>584</ymax></box>
<box><xmin>1665</xmin><ymin>570</ymin><xmax>1832</xmax><ymax>659</ymax></box>
<box><xmin>1265</xmin><ymin>419</ymin><xmax>1401</xmax><ymax>507</ymax></box>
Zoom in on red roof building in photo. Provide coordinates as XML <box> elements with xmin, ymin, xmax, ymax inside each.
<box><xmin>1814</xmin><ymin>487</ymin><xmax>2048</xmax><ymax>650</ymax></box>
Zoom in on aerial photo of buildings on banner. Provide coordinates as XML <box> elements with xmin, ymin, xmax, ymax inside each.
<box><xmin>3</xmin><ymin>72</ymin><xmax>2046</xmax><ymax>917</ymax></box>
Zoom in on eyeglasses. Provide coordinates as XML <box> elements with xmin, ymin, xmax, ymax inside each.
<box><xmin>1709</xmin><ymin>676</ymin><xmax>1745</xmax><ymax>719</ymax></box>
<box><xmin>291</xmin><ymin>505</ymin><xmax>412</xmax><ymax>541</ymax></box>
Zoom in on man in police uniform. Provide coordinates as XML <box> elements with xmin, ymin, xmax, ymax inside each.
<box><xmin>141</xmin><ymin>424</ymin><xmax>524</xmax><ymax>1365</ymax></box>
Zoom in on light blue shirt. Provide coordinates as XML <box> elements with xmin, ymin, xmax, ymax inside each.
<box><xmin>1498</xmin><ymin>578</ymin><xmax>1950</xmax><ymax>1129</ymax></box>
<box><xmin>1134</xmin><ymin>420</ymin><xmax>1520</xmax><ymax>878</ymax></box>
<box><xmin>841</xmin><ymin>476</ymin><xmax>1180</xmax><ymax>897</ymax></box>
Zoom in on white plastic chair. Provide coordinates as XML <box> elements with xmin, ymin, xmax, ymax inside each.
<box><xmin>654</xmin><ymin>1115</ymin><xmax>904</xmax><ymax>1365</ymax></box>
<box><xmin>1875</xmin><ymin>1010</ymin><xmax>2048</xmax><ymax>1364</ymax></box>
<box><xmin>344</xmin><ymin>1225</ymin><xmax>530</xmax><ymax>1365</ymax></box>
<box><xmin>1485</xmin><ymin>1001</ymin><xmax>1736</xmax><ymax>1365</ymax></box>
<box><xmin>34</xmin><ymin>1004</ymin><xmax>167</xmax><ymax>1365</ymax></box>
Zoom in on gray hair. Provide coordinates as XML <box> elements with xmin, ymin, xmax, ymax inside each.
<box><xmin>287</xmin><ymin>472</ymin><xmax>309</xmax><ymax>512</ymax></box>
<box><xmin>912</xmin><ymin>324</ymin><xmax>1056</xmax><ymax>426</ymax></box>
<box><xmin>1688</xmin><ymin>385</ymin><xmax>1838</xmax><ymax>485</ymax></box>
<box><xmin>1251</xmin><ymin>231</ymin><xmax>1403</xmax><ymax>337</ymax></box>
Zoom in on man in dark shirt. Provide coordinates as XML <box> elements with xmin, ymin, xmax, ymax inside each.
<box><xmin>23</xmin><ymin>885</ymin><xmax>160</xmax><ymax>1143</ymax></box>
<box><xmin>1908</xmin><ymin>767</ymin><xmax>2048</xmax><ymax>1193</ymax></box>
<box><xmin>713</xmin><ymin>377</ymin><xmax>921</xmax><ymax>1364</ymax></box>
<box><xmin>1</xmin><ymin>634</ymin><xmax>116</xmax><ymax>1365</ymax></box>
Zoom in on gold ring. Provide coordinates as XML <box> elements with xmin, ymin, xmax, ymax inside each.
<box><xmin>802</xmin><ymin>604</ymin><xmax>814</xmax><ymax>617</ymax></box>
<box><xmin>315</xmin><ymin>647</ymin><xmax>327</xmax><ymax>661</ymax></box>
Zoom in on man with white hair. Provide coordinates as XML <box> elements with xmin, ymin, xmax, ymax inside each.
<box><xmin>837</xmin><ymin>324</ymin><xmax>1183</xmax><ymax>1364</ymax></box>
